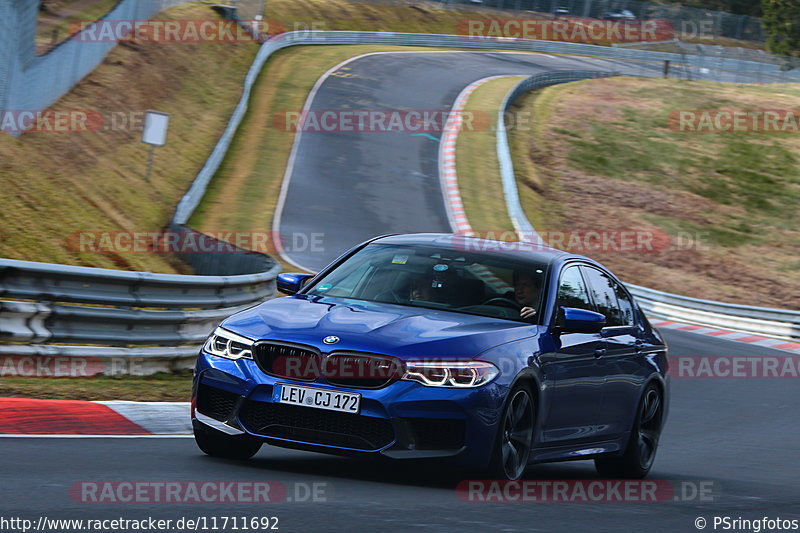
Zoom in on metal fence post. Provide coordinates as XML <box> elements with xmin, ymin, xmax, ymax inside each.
<box><xmin>0</xmin><ymin>0</ymin><xmax>14</xmax><ymax>116</ymax></box>
<box><xmin>735</xmin><ymin>15</ymin><xmax>745</xmax><ymax>41</ymax></box>
<box><xmin>582</xmin><ymin>0</ymin><xmax>592</xmax><ymax>18</ymax></box>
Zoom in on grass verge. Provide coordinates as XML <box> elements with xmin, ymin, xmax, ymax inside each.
<box><xmin>0</xmin><ymin>371</ymin><xmax>192</xmax><ymax>401</ymax></box>
<box><xmin>454</xmin><ymin>75</ymin><xmax>569</xmax><ymax>240</ymax></box>
<box><xmin>455</xmin><ymin>76</ymin><xmax>522</xmax><ymax>235</ymax></box>
<box><xmin>508</xmin><ymin>77</ymin><xmax>800</xmax><ymax>308</ymax></box>
<box><xmin>1</xmin><ymin>3</ymin><xmax>259</xmax><ymax>273</ymax></box>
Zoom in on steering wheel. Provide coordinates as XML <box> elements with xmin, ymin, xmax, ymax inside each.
<box><xmin>482</xmin><ymin>297</ymin><xmax>521</xmax><ymax>310</ymax></box>
<box><xmin>375</xmin><ymin>288</ymin><xmax>405</xmax><ymax>304</ymax></box>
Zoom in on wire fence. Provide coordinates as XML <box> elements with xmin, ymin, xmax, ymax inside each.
<box><xmin>615</xmin><ymin>39</ymin><xmax>800</xmax><ymax>73</ymax></box>
<box><xmin>0</xmin><ymin>1</ymin><xmax>13</xmax><ymax>114</ymax></box>
<box><xmin>233</xmin><ymin>0</ymin><xmax>797</xmax><ymax>80</ymax></box>
<box><xmin>0</xmin><ymin>0</ymin><xmax>793</xmax><ymax>127</ymax></box>
<box><xmin>233</xmin><ymin>0</ymin><xmax>765</xmax><ymax>42</ymax></box>
<box><xmin>0</xmin><ymin>0</ymin><xmax>190</xmax><ymax>124</ymax></box>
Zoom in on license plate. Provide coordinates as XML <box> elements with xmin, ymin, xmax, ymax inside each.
<box><xmin>273</xmin><ymin>383</ymin><xmax>361</xmax><ymax>414</ymax></box>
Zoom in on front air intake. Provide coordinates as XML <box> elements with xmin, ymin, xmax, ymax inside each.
<box><xmin>253</xmin><ymin>341</ymin><xmax>321</xmax><ymax>382</ymax></box>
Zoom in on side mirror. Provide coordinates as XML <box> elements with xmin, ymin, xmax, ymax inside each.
<box><xmin>557</xmin><ymin>307</ymin><xmax>606</xmax><ymax>334</ymax></box>
<box><xmin>276</xmin><ymin>273</ymin><xmax>314</xmax><ymax>295</ymax></box>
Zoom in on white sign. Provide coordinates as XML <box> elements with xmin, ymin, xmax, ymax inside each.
<box><xmin>142</xmin><ymin>110</ymin><xmax>170</xmax><ymax>146</ymax></box>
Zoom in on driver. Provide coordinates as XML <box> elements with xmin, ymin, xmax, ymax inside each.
<box><xmin>513</xmin><ymin>270</ymin><xmax>540</xmax><ymax>320</ymax></box>
<box><xmin>410</xmin><ymin>276</ymin><xmax>433</xmax><ymax>301</ymax></box>
<box><xmin>411</xmin><ymin>274</ymin><xmax>449</xmax><ymax>303</ymax></box>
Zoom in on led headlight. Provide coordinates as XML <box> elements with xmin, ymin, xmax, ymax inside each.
<box><xmin>203</xmin><ymin>327</ymin><xmax>254</xmax><ymax>360</ymax></box>
<box><xmin>402</xmin><ymin>361</ymin><xmax>499</xmax><ymax>388</ymax></box>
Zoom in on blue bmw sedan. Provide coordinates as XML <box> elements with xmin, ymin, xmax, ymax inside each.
<box><xmin>192</xmin><ymin>233</ymin><xmax>669</xmax><ymax>480</ymax></box>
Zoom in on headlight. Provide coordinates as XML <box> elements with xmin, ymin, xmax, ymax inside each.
<box><xmin>203</xmin><ymin>327</ymin><xmax>254</xmax><ymax>360</ymax></box>
<box><xmin>402</xmin><ymin>361</ymin><xmax>499</xmax><ymax>388</ymax></box>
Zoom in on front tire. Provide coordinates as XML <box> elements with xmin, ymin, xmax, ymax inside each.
<box><xmin>487</xmin><ymin>385</ymin><xmax>535</xmax><ymax>480</ymax></box>
<box><xmin>595</xmin><ymin>383</ymin><xmax>664</xmax><ymax>478</ymax></box>
<box><xmin>193</xmin><ymin>422</ymin><xmax>262</xmax><ymax>460</ymax></box>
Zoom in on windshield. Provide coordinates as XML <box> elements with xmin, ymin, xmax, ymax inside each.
<box><xmin>305</xmin><ymin>243</ymin><xmax>549</xmax><ymax>323</ymax></box>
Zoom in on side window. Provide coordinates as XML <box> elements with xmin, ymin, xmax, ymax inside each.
<box><xmin>557</xmin><ymin>266</ymin><xmax>593</xmax><ymax>311</ymax></box>
<box><xmin>613</xmin><ymin>282</ymin><xmax>635</xmax><ymax>326</ymax></box>
<box><xmin>581</xmin><ymin>267</ymin><xmax>624</xmax><ymax>327</ymax></box>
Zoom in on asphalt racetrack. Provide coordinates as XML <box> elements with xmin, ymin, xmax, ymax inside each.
<box><xmin>275</xmin><ymin>51</ymin><xmax>753</xmax><ymax>271</ymax></box>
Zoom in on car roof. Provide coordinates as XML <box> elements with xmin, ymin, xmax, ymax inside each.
<box><xmin>370</xmin><ymin>233</ymin><xmax>590</xmax><ymax>267</ymax></box>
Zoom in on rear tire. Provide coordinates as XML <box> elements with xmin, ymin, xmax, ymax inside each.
<box><xmin>595</xmin><ymin>383</ymin><xmax>663</xmax><ymax>478</ymax></box>
<box><xmin>486</xmin><ymin>385</ymin><xmax>535</xmax><ymax>480</ymax></box>
<box><xmin>193</xmin><ymin>422</ymin><xmax>262</xmax><ymax>460</ymax></box>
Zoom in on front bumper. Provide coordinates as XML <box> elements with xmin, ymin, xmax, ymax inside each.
<box><xmin>192</xmin><ymin>350</ymin><xmax>507</xmax><ymax>467</ymax></box>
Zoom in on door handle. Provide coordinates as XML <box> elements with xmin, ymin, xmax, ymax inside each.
<box><xmin>634</xmin><ymin>339</ymin><xmax>645</xmax><ymax>352</ymax></box>
<box><xmin>594</xmin><ymin>345</ymin><xmax>606</xmax><ymax>358</ymax></box>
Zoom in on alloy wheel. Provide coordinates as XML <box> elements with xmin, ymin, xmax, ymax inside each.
<box><xmin>501</xmin><ymin>389</ymin><xmax>534</xmax><ymax>480</ymax></box>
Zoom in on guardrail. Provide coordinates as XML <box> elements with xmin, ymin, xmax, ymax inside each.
<box><xmin>0</xmin><ymin>252</ymin><xmax>280</xmax><ymax>375</ymax></box>
<box><xmin>494</xmin><ymin>71</ymin><xmax>800</xmax><ymax>341</ymax></box>
<box><xmin>628</xmin><ymin>284</ymin><xmax>800</xmax><ymax>341</ymax></box>
<box><xmin>0</xmin><ymin>218</ymin><xmax>279</xmax><ymax>378</ymax></box>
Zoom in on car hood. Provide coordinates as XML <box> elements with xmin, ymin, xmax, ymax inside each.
<box><xmin>220</xmin><ymin>295</ymin><xmax>540</xmax><ymax>359</ymax></box>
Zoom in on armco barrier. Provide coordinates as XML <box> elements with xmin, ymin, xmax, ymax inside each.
<box><xmin>628</xmin><ymin>284</ymin><xmax>800</xmax><ymax>341</ymax></box>
<box><xmin>0</xmin><ymin>255</ymin><xmax>280</xmax><ymax>375</ymax></box>
<box><xmin>493</xmin><ymin>71</ymin><xmax>800</xmax><ymax>341</ymax></box>
<box><xmin>495</xmin><ymin>71</ymin><xmax>617</xmax><ymax>241</ymax></box>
